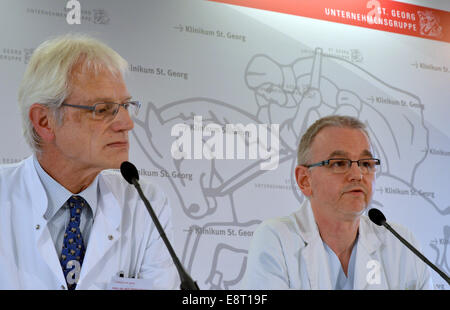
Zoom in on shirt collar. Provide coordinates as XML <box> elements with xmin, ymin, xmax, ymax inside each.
<box><xmin>323</xmin><ymin>234</ymin><xmax>359</xmax><ymax>289</ymax></box>
<box><xmin>33</xmin><ymin>155</ymin><xmax>98</xmax><ymax>220</ymax></box>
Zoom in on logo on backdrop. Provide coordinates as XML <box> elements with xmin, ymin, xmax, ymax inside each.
<box><xmin>92</xmin><ymin>9</ymin><xmax>110</xmax><ymax>25</ymax></box>
<box><xmin>0</xmin><ymin>48</ymin><xmax>34</xmax><ymax>64</ymax></box>
<box><xmin>26</xmin><ymin>4</ymin><xmax>109</xmax><ymax>25</ymax></box>
<box><xmin>418</xmin><ymin>11</ymin><xmax>443</xmax><ymax>38</ymax></box>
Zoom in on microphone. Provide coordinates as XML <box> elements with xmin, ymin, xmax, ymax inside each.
<box><xmin>368</xmin><ymin>208</ymin><xmax>450</xmax><ymax>285</ymax></box>
<box><xmin>120</xmin><ymin>161</ymin><xmax>200</xmax><ymax>290</ymax></box>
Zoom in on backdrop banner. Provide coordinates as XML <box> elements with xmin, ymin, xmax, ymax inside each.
<box><xmin>211</xmin><ymin>0</ymin><xmax>450</xmax><ymax>43</ymax></box>
<box><xmin>0</xmin><ymin>0</ymin><xmax>448</xmax><ymax>290</ymax></box>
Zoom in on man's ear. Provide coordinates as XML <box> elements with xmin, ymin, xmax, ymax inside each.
<box><xmin>29</xmin><ymin>103</ymin><xmax>56</xmax><ymax>144</ymax></box>
<box><xmin>295</xmin><ymin>165</ymin><xmax>312</xmax><ymax>197</ymax></box>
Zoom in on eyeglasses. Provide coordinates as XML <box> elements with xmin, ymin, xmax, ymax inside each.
<box><xmin>61</xmin><ymin>101</ymin><xmax>141</xmax><ymax>121</ymax></box>
<box><xmin>304</xmin><ymin>158</ymin><xmax>381</xmax><ymax>174</ymax></box>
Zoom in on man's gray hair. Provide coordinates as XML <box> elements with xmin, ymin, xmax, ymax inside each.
<box><xmin>297</xmin><ymin>115</ymin><xmax>371</xmax><ymax>165</ymax></box>
<box><xmin>18</xmin><ymin>33</ymin><xmax>128</xmax><ymax>153</ymax></box>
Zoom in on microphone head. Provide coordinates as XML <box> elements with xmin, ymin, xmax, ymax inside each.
<box><xmin>368</xmin><ymin>208</ymin><xmax>387</xmax><ymax>226</ymax></box>
<box><xmin>120</xmin><ymin>161</ymin><xmax>139</xmax><ymax>184</ymax></box>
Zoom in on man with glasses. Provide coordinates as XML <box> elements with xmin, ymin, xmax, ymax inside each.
<box><xmin>0</xmin><ymin>34</ymin><xmax>178</xmax><ymax>289</ymax></box>
<box><xmin>242</xmin><ymin>115</ymin><xmax>432</xmax><ymax>289</ymax></box>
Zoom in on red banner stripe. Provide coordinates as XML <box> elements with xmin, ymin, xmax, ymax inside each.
<box><xmin>209</xmin><ymin>0</ymin><xmax>450</xmax><ymax>43</ymax></box>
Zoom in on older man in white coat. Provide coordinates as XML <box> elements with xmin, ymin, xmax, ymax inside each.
<box><xmin>241</xmin><ymin>115</ymin><xmax>432</xmax><ymax>289</ymax></box>
<box><xmin>0</xmin><ymin>34</ymin><xmax>178</xmax><ymax>290</ymax></box>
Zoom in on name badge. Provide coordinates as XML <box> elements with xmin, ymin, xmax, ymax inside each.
<box><xmin>107</xmin><ymin>275</ymin><xmax>157</xmax><ymax>290</ymax></box>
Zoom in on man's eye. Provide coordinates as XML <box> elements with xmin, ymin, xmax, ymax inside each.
<box><xmin>95</xmin><ymin>104</ymin><xmax>113</xmax><ymax>114</ymax></box>
<box><xmin>331</xmin><ymin>160</ymin><xmax>347</xmax><ymax>167</ymax></box>
<box><xmin>361</xmin><ymin>160</ymin><xmax>374</xmax><ymax>168</ymax></box>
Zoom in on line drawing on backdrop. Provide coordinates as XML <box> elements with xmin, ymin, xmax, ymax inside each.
<box><xmin>132</xmin><ymin>47</ymin><xmax>449</xmax><ymax>289</ymax></box>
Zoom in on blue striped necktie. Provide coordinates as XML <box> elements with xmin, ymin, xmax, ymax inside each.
<box><xmin>60</xmin><ymin>195</ymin><xmax>87</xmax><ymax>290</ymax></box>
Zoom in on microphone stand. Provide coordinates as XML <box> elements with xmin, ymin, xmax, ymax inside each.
<box><xmin>132</xmin><ymin>178</ymin><xmax>200</xmax><ymax>290</ymax></box>
<box><xmin>382</xmin><ymin>221</ymin><xmax>450</xmax><ymax>285</ymax></box>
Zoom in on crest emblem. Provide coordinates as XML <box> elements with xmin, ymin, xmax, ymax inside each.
<box><xmin>418</xmin><ymin>11</ymin><xmax>443</xmax><ymax>38</ymax></box>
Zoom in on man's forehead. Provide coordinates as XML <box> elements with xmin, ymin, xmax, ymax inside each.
<box><xmin>70</xmin><ymin>66</ymin><xmax>124</xmax><ymax>84</ymax></box>
<box><xmin>68</xmin><ymin>66</ymin><xmax>129</xmax><ymax>103</ymax></box>
<box><xmin>311</xmin><ymin>126</ymin><xmax>372</xmax><ymax>157</ymax></box>
<box><xmin>328</xmin><ymin>149</ymin><xmax>373</xmax><ymax>158</ymax></box>
<box><xmin>69</xmin><ymin>83</ymin><xmax>130</xmax><ymax>104</ymax></box>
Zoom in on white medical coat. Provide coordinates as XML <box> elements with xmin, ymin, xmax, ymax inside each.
<box><xmin>241</xmin><ymin>200</ymin><xmax>433</xmax><ymax>289</ymax></box>
<box><xmin>0</xmin><ymin>156</ymin><xmax>179</xmax><ymax>289</ymax></box>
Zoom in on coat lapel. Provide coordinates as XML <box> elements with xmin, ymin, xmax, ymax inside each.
<box><xmin>25</xmin><ymin>157</ymin><xmax>67</xmax><ymax>286</ymax></box>
<box><xmin>295</xmin><ymin>201</ymin><xmax>333</xmax><ymax>289</ymax></box>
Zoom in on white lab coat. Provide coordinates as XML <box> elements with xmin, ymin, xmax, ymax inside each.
<box><xmin>0</xmin><ymin>156</ymin><xmax>179</xmax><ymax>290</ymax></box>
<box><xmin>241</xmin><ymin>200</ymin><xmax>433</xmax><ymax>289</ymax></box>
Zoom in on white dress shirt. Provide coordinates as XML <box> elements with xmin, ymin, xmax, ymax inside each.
<box><xmin>323</xmin><ymin>237</ymin><xmax>357</xmax><ymax>290</ymax></box>
<box><xmin>33</xmin><ymin>155</ymin><xmax>98</xmax><ymax>256</ymax></box>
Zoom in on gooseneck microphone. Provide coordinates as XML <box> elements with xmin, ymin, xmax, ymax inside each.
<box><xmin>120</xmin><ymin>161</ymin><xmax>200</xmax><ymax>290</ymax></box>
<box><xmin>368</xmin><ymin>208</ymin><xmax>450</xmax><ymax>285</ymax></box>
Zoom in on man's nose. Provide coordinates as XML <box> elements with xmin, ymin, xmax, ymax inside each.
<box><xmin>347</xmin><ymin>161</ymin><xmax>363</xmax><ymax>181</ymax></box>
<box><xmin>111</xmin><ymin>105</ymin><xmax>134</xmax><ymax>131</ymax></box>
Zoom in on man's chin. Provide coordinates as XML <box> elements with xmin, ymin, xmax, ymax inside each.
<box><xmin>103</xmin><ymin>156</ymin><xmax>129</xmax><ymax>170</ymax></box>
<box><xmin>341</xmin><ymin>202</ymin><xmax>367</xmax><ymax>216</ymax></box>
